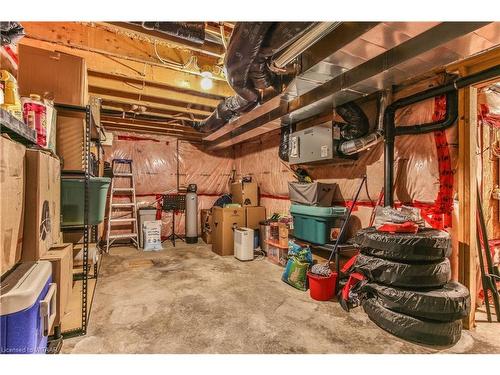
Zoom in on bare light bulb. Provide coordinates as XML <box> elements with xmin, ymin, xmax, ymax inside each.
<box><xmin>200</xmin><ymin>71</ymin><xmax>213</xmax><ymax>91</ymax></box>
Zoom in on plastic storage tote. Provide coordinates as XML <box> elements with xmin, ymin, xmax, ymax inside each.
<box><xmin>288</xmin><ymin>182</ymin><xmax>337</xmax><ymax>206</ymax></box>
<box><xmin>61</xmin><ymin>177</ymin><xmax>111</xmax><ymax>226</ymax></box>
<box><xmin>290</xmin><ymin>204</ymin><xmax>347</xmax><ymax>245</ymax></box>
<box><xmin>1</xmin><ymin>261</ymin><xmax>57</xmax><ymax>354</ymax></box>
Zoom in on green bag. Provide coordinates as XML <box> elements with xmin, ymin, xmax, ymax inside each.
<box><xmin>282</xmin><ymin>257</ymin><xmax>311</xmax><ymax>291</ymax></box>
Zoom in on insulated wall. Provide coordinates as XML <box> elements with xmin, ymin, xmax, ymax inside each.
<box><xmin>102</xmin><ymin>131</ymin><xmax>233</xmax><ymax>238</ymax></box>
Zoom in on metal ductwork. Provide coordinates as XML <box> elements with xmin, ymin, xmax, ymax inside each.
<box><xmin>192</xmin><ymin>22</ymin><xmax>315</xmax><ymax>133</ymax></box>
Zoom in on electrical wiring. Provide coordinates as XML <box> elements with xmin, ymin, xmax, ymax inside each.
<box><xmin>153</xmin><ymin>39</ymin><xmax>196</xmax><ymax>69</ymax></box>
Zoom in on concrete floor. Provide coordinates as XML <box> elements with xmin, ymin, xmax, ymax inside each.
<box><xmin>62</xmin><ymin>242</ymin><xmax>500</xmax><ymax>354</ymax></box>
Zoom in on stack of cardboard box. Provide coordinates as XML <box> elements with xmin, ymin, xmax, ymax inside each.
<box><xmin>1</xmin><ymin>137</ymin><xmax>74</xmax><ymax>332</ymax></box>
<box><xmin>1</xmin><ymin>45</ymin><xmax>90</xmax><ymax>333</ymax></box>
<box><xmin>211</xmin><ymin>181</ymin><xmax>266</xmax><ymax>256</ymax></box>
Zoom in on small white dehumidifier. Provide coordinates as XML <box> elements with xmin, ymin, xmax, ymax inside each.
<box><xmin>234</xmin><ymin>227</ymin><xmax>254</xmax><ymax>261</ymax></box>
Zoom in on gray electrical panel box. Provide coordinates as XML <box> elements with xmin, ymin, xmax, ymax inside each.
<box><xmin>288</xmin><ymin>122</ymin><xmax>356</xmax><ymax>165</ymax></box>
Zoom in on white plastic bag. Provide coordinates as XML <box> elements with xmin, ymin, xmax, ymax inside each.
<box><xmin>143</xmin><ymin>220</ymin><xmax>163</xmax><ymax>251</ymax></box>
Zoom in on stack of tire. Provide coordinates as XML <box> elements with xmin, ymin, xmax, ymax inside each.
<box><xmin>353</xmin><ymin>227</ymin><xmax>471</xmax><ymax>347</ymax></box>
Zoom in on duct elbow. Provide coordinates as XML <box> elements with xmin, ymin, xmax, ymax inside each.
<box><xmin>338</xmin><ymin>131</ymin><xmax>383</xmax><ymax>155</ymax></box>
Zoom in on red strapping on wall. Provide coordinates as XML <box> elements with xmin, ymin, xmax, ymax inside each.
<box><xmin>480</xmin><ymin>103</ymin><xmax>500</xmax><ymax>128</ymax></box>
<box><xmin>418</xmin><ymin>95</ymin><xmax>454</xmax><ymax>229</ymax></box>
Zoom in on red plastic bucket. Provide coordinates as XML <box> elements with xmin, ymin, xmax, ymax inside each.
<box><xmin>307</xmin><ymin>271</ymin><xmax>337</xmax><ymax>301</ymax></box>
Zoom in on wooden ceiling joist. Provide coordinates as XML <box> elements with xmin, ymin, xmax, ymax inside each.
<box><xmin>100</xmin><ymin>115</ymin><xmax>201</xmax><ymax>134</ymax></box>
<box><xmin>88</xmin><ymin>82</ymin><xmax>217</xmax><ymax>113</ymax></box>
<box><xmin>101</xmin><ymin>105</ymin><xmax>201</xmax><ymax>123</ymax></box>
<box><xmin>102</xmin><ymin>122</ymin><xmax>203</xmax><ymax>140</ymax></box>
<box><xmin>88</xmin><ymin>70</ymin><xmax>226</xmax><ymax>101</ymax></box>
<box><xmin>19</xmin><ymin>37</ymin><xmax>234</xmax><ymax>99</ymax></box>
<box><xmin>103</xmin><ymin>22</ymin><xmax>225</xmax><ymax>59</ymax></box>
<box><xmin>98</xmin><ymin>94</ymin><xmax>211</xmax><ymax>118</ymax></box>
<box><xmin>21</xmin><ymin>22</ymin><xmax>220</xmax><ymax>71</ymax></box>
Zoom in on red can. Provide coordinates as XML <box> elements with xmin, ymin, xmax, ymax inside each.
<box><xmin>22</xmin><ymin>94</ymin><xmax>47</xmax><ymax>148</ymax></box>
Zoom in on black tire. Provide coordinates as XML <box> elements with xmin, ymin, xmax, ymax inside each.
<box><xmin>360</xmin><ymin>281</ymin><xmax>471</xmax><ymax>322</ymax></box>
<box><xmin>354</xmin><ymin>253</ymin><xmax>451</xmax><ymax>288</ymax></box>
<box><xmin>354</xmin><ymin>227</ymin><xmax>451</xmax><ymax>263</ymax></box>
<box><xmin>362</xmin><ymin>297</ymin><xmax>462</xmax><ymax>347</ymax></box>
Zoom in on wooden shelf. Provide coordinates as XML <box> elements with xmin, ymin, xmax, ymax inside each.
<box><xmin>0</xmin><ymin>109</ymin><xmax>36</xmax><ymax>145</ymax></box>
<box><xmin>265</xmin><ymin>239</ymin><xmax>289</xmax><ymax>249</ymax></box>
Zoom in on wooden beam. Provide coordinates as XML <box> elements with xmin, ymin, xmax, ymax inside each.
<box><xmin>446</xmin><ymin>46</ymin><xmax>500</xmax><ymax>76</ymax></box>
<box><xmin>103</xmin><ymin>22</ymin><xmax>224</xmax><ymax>58</ymax></box>
<box><xmin>97</xmin><ymin>94</ymin><xmax>211</xmax><ymax>118</ymax></box>
<box><xmin>101</xmin><ymin>105</ymin><xmax>200</xmax><ymax>123</ymax></box>
<box><xmin>88</xmin><ymin>70</ymin><xmax>226</xmax><ymax>101</ymax></box>
<box><xmin>102</xmin><ymin>122</ymin><xmax>202</xmax><ymax>140</ymax></box>
<box><xmin>100</xmin><ymin>115</ymin><xmax>200</xmax><ymax>134</ymax></box>
<box><xmin>88</xmin><ymin>76</ymin><xmax>217</xmax><ymax>110</ymax></box>
<box><xmin>457</xmin><ymin>85</ymin><xmax>479</xmax><ymax>330</ymax></box>
<box><xmin>19</xmin><ymin>37</ymin><xmax>233</xmax><ymax>99</ymax></box>
<box><xmin>21</xmin><ymin>22</ymin><xmax>220</xmax><ymax>69</ymax></box>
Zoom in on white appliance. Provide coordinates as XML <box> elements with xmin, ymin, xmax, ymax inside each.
<box><xmin>234</xmin><ymin>227</ymin><xmax>254</xmax><ymax>261</ymax></box>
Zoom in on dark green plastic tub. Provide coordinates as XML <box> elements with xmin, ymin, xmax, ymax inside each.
<box><xmin>290</xmin><ymin>204</ymin><xmax>347</xmax><ymax>245</ymax></box>
<box><xmin>61</xmin><ymin>177</ymin><xmax>111</xmax><ymax>226</ymax></box>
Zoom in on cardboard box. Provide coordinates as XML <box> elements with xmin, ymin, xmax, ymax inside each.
<box><xmin>231</xmin><ymin>182</ymin><xmax>259</xmax><ymax>207</ymax></box>
<box><xmin>40</xmin><ymin>243</ymin><xmax>73</xmax><ymax>330</ymax></box>
<box><xmin>212</xmin><ymin>207</ymin><xmax>245</xmax><ymax>256</ymax></box>
<box><xmin>56</xmin><ymin>110</ymin><xmax>86</xmax><ymax>172</ymax></box>
<box><xmin>22</xmin><ymin>149</ymin><xmax>61</xmax><ymax>261</ymax></box>
<box><xmin>1</xmin><ymin>136</ymin><xmax>25</xmax><ymax>276</ymax></box>
<box><xmin>201</xmin><ymin>209</ymin><xmax>213</xmax><ymax>244</ymax></box>
<box><xmin>245</xmin><ymin>206</ymin><xmax>266</xmax><ymax>230</ymax></box>
<box><xmin>18</xmin><ymin>44</ymin><xmax>88</xmax><ymax>106</ymax></box>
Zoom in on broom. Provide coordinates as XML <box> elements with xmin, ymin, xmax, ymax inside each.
<box><xmin>310</xmin><ymin>175</ymin><xmax>367</xmax><ymax>277</ymax></box>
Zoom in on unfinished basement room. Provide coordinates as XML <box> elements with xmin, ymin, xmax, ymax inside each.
<box><xmin>1</xmin><ymin>2</ymin><xmax>500</xmax><ymax>370</ymax></box>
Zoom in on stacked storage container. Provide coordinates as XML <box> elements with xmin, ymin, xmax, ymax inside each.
<box><xmin>288</xmin><ymin>181</ymin><xmax>346</xmax><ymax>245</ymax></box>
<box><xmin>353</xmin><ymin>227</ymin><xmax>471</xmax><ymax>346</ymax></box>
<box><xmin>1</xmin><ymin>261</ymin><xmax>56</xmax><ymax>354</ymax></box>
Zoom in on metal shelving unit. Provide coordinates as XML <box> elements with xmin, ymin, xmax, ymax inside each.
<box><xmin>55</xmin><ymin>100</ymin><xmax>102</xmax><ymax>339</ymax></box>
<box><xmin>0</xmin><ymin>108</ymin><xmax>37</xmax><ymax>145</ymax></box>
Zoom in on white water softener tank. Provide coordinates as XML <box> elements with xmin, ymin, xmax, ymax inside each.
<box><xmin>185</xmin><ymin>184</ymin><xmax>198</xmax><ymax>244</ymax></box>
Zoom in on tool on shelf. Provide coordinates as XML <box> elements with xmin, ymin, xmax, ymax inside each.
<box><xmin>105</xmin><ymin>159</ymin><xmax>139</xmax><ymax>252</ymax></box>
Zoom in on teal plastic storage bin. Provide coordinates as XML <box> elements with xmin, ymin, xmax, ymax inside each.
<box><xmin>61</xmin><ymin>177</ymin><xmax>111</xmax><ymax>226</ymax></box>
<box><xmin>290</xmin><ymin>204</ymin><xmax>347</xmax><ymax>245</ymax></box>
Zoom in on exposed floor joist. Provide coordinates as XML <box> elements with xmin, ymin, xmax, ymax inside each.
<box><xmin>21</xmin><ymin>22</ymin><xmax>221</xmax><ymax>71</ymax></box>
<box><xmin>103</xmin><ymin>22</ymin><xmax>225</xmax><ymax>59</ymax></box>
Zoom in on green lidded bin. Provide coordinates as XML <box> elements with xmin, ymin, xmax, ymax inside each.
<box><xmin>61</xmin><ymin>177</ymin><xmax>111</xmax><ymax>226</ymax></box>
<box><xmin>290</xmin><ymin>204</ymin><xmax>347</xmax><ymax>245</ymax></box>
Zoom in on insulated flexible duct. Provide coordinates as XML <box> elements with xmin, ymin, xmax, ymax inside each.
<box><xmin>138</xmin><ymin>22</ymin><xmax>206</xmax><ymax>44</ymax></box>
<box><xmin>193</xmin><ymin>22</ymin><xmax>315</xmax><ymax>134</ymax></box>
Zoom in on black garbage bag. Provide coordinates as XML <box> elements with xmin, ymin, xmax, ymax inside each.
<box><xmin>354</xmin><ymin>253</ymin><xmax>451</xmax><ymax>289</ymax></box>
<box><xmin>354</xmin><ymin>227</ymin><xmax>451</xmax><ymax>263</ymax></box>
<box><xmin>0</xmin><ymin>22</ymin><xmax>25</xmax><ymax>46</ymax></box>
<box><xmin>362</xmin><ymin>297</ymin><xmax>462</xmax><ymax>347</ymax></box>
<box><xmin>360</xmin><ymin>281</ymin><xmax>471</xmax><ymax>322</ymax></box>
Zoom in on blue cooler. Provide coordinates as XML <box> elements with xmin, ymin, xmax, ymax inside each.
<box><xmin>1</xmin><ymin>261</ymin><xmax>57</xmax><ymax>354</ymax></box>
